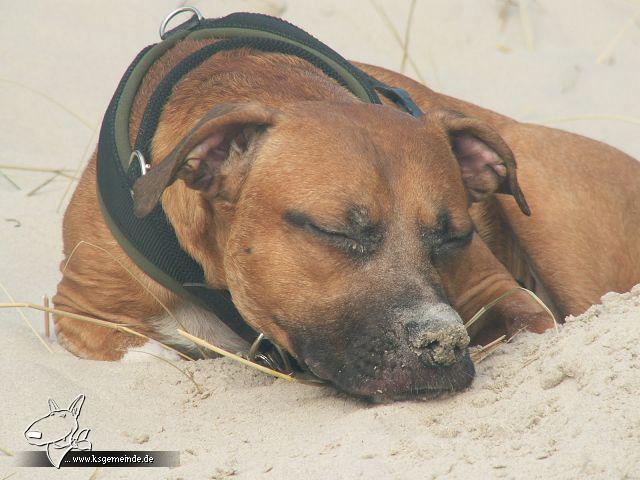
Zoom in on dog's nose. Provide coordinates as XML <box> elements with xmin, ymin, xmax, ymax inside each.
<box><xmin>26</xmin><ymin>430</ymin><xmax>42</xmax><ymax>439</ymax></box>
<box><xmin>404</xmin><ymin>304</ymin><xmax>470</xmax><ymax>366</ymax></box>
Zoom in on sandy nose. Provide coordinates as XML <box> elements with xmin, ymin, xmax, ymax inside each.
<box><xmin>404</xmin><ymin>304</ymin><xmax>470</xmax><ymax>366</ymax></box>
<box><xmin>26</xmin><ymin>430</ymin><xmax>42</xmax><ymax>439</ymax></box>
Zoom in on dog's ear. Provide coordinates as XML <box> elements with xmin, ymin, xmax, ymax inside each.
<box><xmin>133</xmin><ymin>102</ymin><xmax>280</xmax><ymax>218</ymax></box>
<box><xmin>432</xmin><ymin>111</ymin><xmax>530</xmax><ymax>216</ymax></box>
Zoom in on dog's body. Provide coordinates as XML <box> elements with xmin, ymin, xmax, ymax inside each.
<box><xmin>54</xmin><ymin>37</ymin><xmax>640</xmax><ymax>398</ymax></box>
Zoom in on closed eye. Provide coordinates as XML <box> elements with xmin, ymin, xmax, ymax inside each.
<box><xmin>305</xmin><ymin>222</ymin><xmax>351</xmax><ymax>240</ymax></box>
<box><xmin>432</xmin><ymin>230</ymin><xmax>473</xmax><ymax>256</ymax></box>
<box><xmin>421</xmin><ymin>210</ymin><xmax>474</xmax><ymax>258</ymax></box>
<box><xmin>444</xmin><ymin>230</ymin><xmax>473</xmax><ymax>247</ymax></box>
<box><xmin>284</xmin><ymin>210</ymin><xmax>380</xmax><ymax>257</ymax></box>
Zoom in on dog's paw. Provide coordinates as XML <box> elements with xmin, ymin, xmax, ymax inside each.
<box><xmin>120</xmin><ymin>339</ymin><xmax>182</xmax><ymax>363</ymax></box>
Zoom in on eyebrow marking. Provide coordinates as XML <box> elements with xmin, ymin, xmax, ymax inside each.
<box><xmin>346</xmin><ymin>205</ymin><xmax>372</xmax><ymax>230</ymax></box>
<box><xmin>421</xmin><ymin>209</ymin><xmax>472</xmax><ymax>242</ymax></box>
<box><xmin>422</xmin><ymin>209</ymin><xmax>452</xmax><ymax>239</ymax></box>
<box><xmin>435</xmin><ymin>210</ymin><xmax>451</xmax><ymax>237</ymax></box>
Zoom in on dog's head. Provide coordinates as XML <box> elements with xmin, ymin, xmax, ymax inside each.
<box><xmin>133</xmin><ymin>101</ymin><xmax>529</xmax><ymax>401</ymax></box>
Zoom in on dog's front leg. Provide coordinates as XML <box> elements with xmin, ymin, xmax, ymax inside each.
<box><xmin>438</xmin><ymin>234</ymin><xmax>555</xmax><ymax>345</ymax></box>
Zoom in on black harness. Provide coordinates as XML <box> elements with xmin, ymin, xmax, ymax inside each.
<box><xmin>96</xmin><ymin>9</ymin><xmax>423</xmax><ymax>367</ymax></box>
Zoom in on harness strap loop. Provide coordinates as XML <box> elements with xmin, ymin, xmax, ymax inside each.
<box><xmin>159</xmin><ymin>6</ymin><xmax>204</xmax><ymax>40</ymax></box>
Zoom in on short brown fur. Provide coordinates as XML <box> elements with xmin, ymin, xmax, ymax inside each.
<box><xmin>54</xmin><ymin>38</ymin><xmax>640</xmax><ymax>394</ymax></box>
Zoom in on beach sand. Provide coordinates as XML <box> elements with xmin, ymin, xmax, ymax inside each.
<box><xmin>1</xmin><ymin>1</ymin><xmax>639</xmax><ymax>478</ymax></box>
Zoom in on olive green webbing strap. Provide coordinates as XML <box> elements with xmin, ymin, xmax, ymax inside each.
<box><xmin>114</xmin><ymin>24</ymin><xmax>381</xmax><ymax>170</ymax></box>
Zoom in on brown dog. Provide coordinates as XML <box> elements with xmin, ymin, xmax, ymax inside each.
<box><xmin>53</xmin><ymin>29</ymin><xmax>640</xmax><ymax>400</ymax></box>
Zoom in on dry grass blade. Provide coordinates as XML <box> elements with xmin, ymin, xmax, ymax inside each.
<box><xmin>522</xmin><ymin>353</ymin><xmax>540</xmax><ymax>368</ymax></box>
<box><xmin>0</xmin><ymin>283</ymin><xmax>52</xmax><ymax>353</ymax></box>
<box><xmin>129</xmin><ymin>349</ymin><xmax>203</xmax><ymax>394</ymax></box>
<box><xmin>471</xmin><ymin>334</ymin><xmax>507</xmax><ymax>363</ymax></box>
<box><xmin>596</xmin><ymin>9</ymin><xmax>640</xmax><ymax>64</ymax></box>
<box><xmin>177</xmin><ymin>329</ymin><xmax>296</xmax><ymax>382</ymax></box>
<box><xmin>27</xmin><ymin>172</ymin><xmax>60</xmax><ymax>197</ymax></box>
<box><xmin>0</xmin><ymin>164</ymin><xmax>77</xmax><ymax>179</ymax></box>
<box><xmin>401</xmin><ymin>0</ymin><xmax>417</xmax><ymax>73</ymax></box>
<box><xmin>505</xmin><ymin>325</ymin><xmax>527</xmax><ymax>344</ymax></box>
<box><xmin>0</xmin><ymin>169</ymin><xmax>21</xmax><ymax>190</ymax></box>
<box><xmin>537</xmin><ymin>113</ymin><xmax>640</xmax><ymax>127</ymax></box>
<box><xmin>465</xmin><ymin>286</ymin><xmax>558</xmax><ymax>335</ymax></box>
<box><xmin>0</xmin><ymin>301</ymin><xmax>194</xmax><ymax>361</ymax></box>
<box><xmin>57</xmin><ymin>125</ymin><xmax>98</xmax><ymax>212</ymax></box>
<box><xmin>0</xmin><ymin>445</ymin><xmax>15</xmax><ymax>456</ymax></box>
<box><xmin>43</xmin><ymin>294</ymin><xmax>50</xmax><ymax>338</ymax></box>
<box><xmin>368</xmin><ymin>0</ymin><xmax>430</xmax><ymax>85</ymax></box>
<box><xmin>516</xmin><ymin>0</ymin><xmax>534</xmax><ymax>51</ymax></box>
<box><xmin>498</xmin><ymin>0</ymin><xmax>514</xmax><ymax>32</ymax></box>
<box><xmin>62</xmin><ymin>240</ymin><xmax>207</xmax><ymax>359</ymax></box>
<box><xmin>88</xmin><ymin>467</ymin><xmax>102</xmax><ymax>480</ymax></box>
<box><xmin>0</xmin><ymin>78</ymin><xmax>94</xmax><ymax>130</ymax></box>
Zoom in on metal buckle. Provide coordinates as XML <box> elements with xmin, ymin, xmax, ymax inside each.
<box><xmin>248</xmin><ymin>333</ymin><xmax>294</xmax><ymax>374</ymax></box>
<box><xmin>129</xmin><ymin>150</ymin><xmax>149</xmax><ymax>176</ymax></box>
<box><xmin>159</xmin><ymin>6</ymin><xmax>204</xmax><ymax>40</ymax></box>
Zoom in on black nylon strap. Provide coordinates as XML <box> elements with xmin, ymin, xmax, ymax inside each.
<box><xmin>180</xmin><ymin>12</ymin><xmax>382</xmax><ymax>103</ymax></box>
<box><xmin>133</xmin><ymin>36</ymin><xmax>393</xmax><ymax>168</ymax></box>
<box><xmin>97</xmin><ymin>42</ymin><xmax>254</xmax><ymax>341</ymax></box>
<box><xmin>97</xmin><ymin>54</ymin><xmax>205</xmax><ymax>287</ymax></box>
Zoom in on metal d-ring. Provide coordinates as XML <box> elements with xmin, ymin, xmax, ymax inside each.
<box><xmin>159</xmin><ymin>6</ymin><xmax>204</xmax><ymax>39</ymax></box>
<box><xmin>248</xmin><ymin>333</ymin><xmax>265</xmax><ymax>361</ymax></box>
<box><xmin>248</xmin><ymin>333</ymin><xmax>294</xmax><ymax>374</ymax></box>
<box><xmin>129</xmin><ymin>150</ymin><xmax>150</xmax><ymax>176</ymax></box>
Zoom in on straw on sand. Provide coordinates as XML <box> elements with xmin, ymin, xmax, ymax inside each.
<box><xmin>0</xmin><ymin>445</ymin><xmax>15</xmax><ymax>457</ymax></box>
<box><xmin>596</xmin><ymin>9</ymin><xmax>640</xmax><ymax>64</ymax></box>
<box><xmin>177</xmin><ymin>329</ymin><xmax>296</xmax><ymax>382</ymax></box>
<box><xmin>57</xmin><ymin>125</ymin><xmax>98</xmax><ymax>212</ymax></box>
<box><xmin>470</xmin><ymin>334</ymin><xmax>507</xmax><ymax>363</ymax></box>
<box><xmin>0</xmin><ymin>164</ymin><xmax>77</xmax><ymax>178</ymax></box>
<box><xmin>369</xmin><ymin>0</ymin><xmax>431</xmax><ymax>86</ymax></box>
<box><xmin>537</xmin><ymin>114</ymin><xmax>640</xmax><ymax>127</ymax></box>
<box><xmin>1</xmin><ymin>296</ymin><xmax>298</xmax><ymax>382</ymax></box>
<box><xmin>400</xmin><ymin>0</ymin><xmax>417</xmax><ymax>74</ymax></box>
<box><xmin>27</xmin><ymin>172</ymin><xmax>61</xmax><ymax>197</ymax></box>
<box><xmin>0</xmin><ymin>78</ymin><xmax>94</xmax><ymax>130</ymax></box>
<box><xmin>62</xmin><ymin>240</ymin><xmax>207</xmax><ymax>359</ymax></box>
<box><xmin>0</xmin><ymin>283</ymin><xmax>52</xmax><ymax>353</ymax></box>
<box><xmin>0</xmin><ymin>300</ymin><xmax>195</xmax><ymax>361</ymax></box>
<box><xmin>43</xmin><ymin>294</ymin><xmax>50</xmax><ymax>338</ymax></box>
<box><xmin>465</xmin><ymin>287</ymin><xmax>558</xmax><ymax>363</ymax></box>
<box><xmin>2</xmin><ymin>238</ymin><xmax>298</xmax><ymax>381</ymax></box>
<box><xmin>2</xmin><ymin>236</ymin><xmax>300</xmax><ymax>380</ymax></box>
<box><xmin>516</xmin><ymin>0</ymin><xmax>535</xmax><ymax>51</ymax></box>
<box><xmin>88</xmin><ymin>467</ymin><xmax>102</xmax><ymax>480</ymax></box>
<box><xmin>0</xmin><ymin>169</ymin><xmax>20</xmax><ymax>190</ymax></box>
<box><xmin>465</xmin><ymin>286</ymin><xmax>558</xmax><ymax>334</ymax></box>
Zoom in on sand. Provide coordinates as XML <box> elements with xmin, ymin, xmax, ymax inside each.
<box><xmin>1</xmin><ymin>1</ymin><xmax>639</xmax><ymax>479</ymax></box>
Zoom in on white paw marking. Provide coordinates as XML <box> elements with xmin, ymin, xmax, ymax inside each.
<box><xmin>121</xmin><ymin>339</ymin><xmax>182</xmax><ymax>363</ymax></box>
